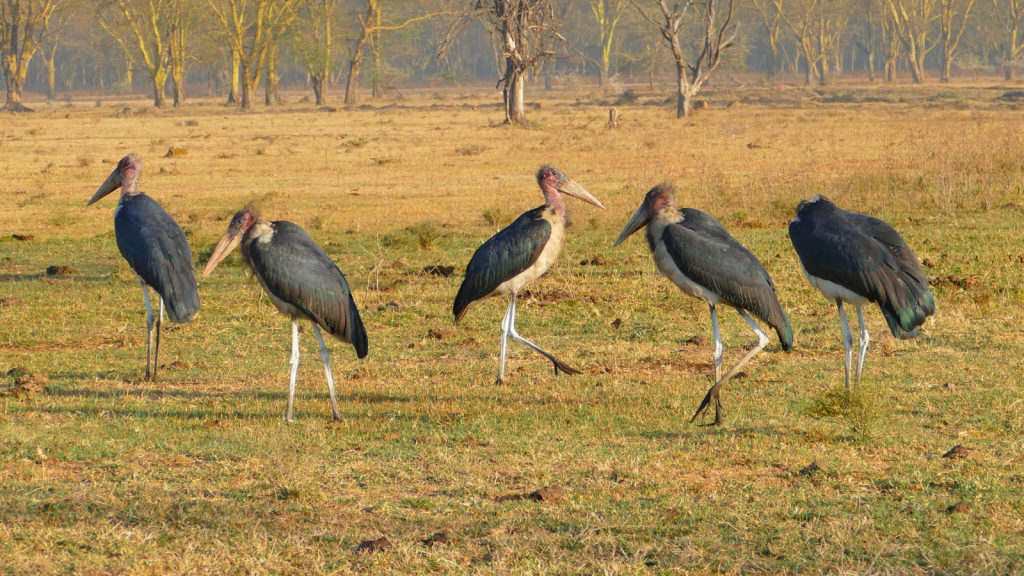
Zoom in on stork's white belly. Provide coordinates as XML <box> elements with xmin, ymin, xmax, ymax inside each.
<box><xmin>653</xmin><ymin>240</ymin><xmax>721</xmax><ymax>305</ymax></box>
<box><xmin>494</xmin><ymin>218</ymin><xmax>564</xmax><ymax>296</ymax></box>
<box><xmin>802</xmin><ymin>267</ymin><xmax>868</xmax><ymax>305</ymax></box>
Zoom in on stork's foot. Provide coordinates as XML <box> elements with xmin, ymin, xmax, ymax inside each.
<box><xmin>690</xmin><ymin>383</ymin><xmax>725</xmax><ymax>426</ymax></box>
<box><xmin>552</xmin><ymin>358</ymin><xmax>582</xmax><ymax>376</ymax></box>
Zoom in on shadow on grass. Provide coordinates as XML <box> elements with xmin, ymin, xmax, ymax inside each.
<box><xmin>0</xmin><ymin>273</ymin><xmax>111</xmax><ymax>283</ymax></box>
<box><xmin>640</xmin><ymin>423</ymin><xmax>787</xmax><ymax>442</ymax></box>
<box><xmin>45</xmin><ymin>385</ymin><xmax>413</xmax><ymax>405</ymax></box>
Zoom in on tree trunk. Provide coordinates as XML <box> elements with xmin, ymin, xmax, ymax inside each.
<box><xmin>266</xmin><ymin>43</ymin><xmax>280</xmax><ymax>105</ymax></box>
<box><xmin>867</xmin><ymin>52</ymin><xmax>875</xmax><ymax>82</ymax></box>
<box><xmin>345</xmin><ymin>31</ymin><xmax>369</xmax><ymax>105</ymax></box>
<box><xmin>44</xmin><ymin>53</ymin><xmax>57</xmax><ymax>100</ymax></box>
<box><xmin>152</xmin><ymin>70</ymin><xmax>168</xmax><ymax>108</ymax></box>
<box><xmin>504</xmin><ymin>66</ymin><xmax>526</xmax><ymax>124</ymax></box>
<box><xmin>312</xmin><ymin>74</ymin><xmax>327</xmax><ymax>105</ymax></box>
<box><xmin>676</xmin><ymin>64</ymin><xmax>690</xmax><ymax>118</ymax></box>
<box><xmin>227</xmin><ymin>49</ymin><xmax>240</xmax><ymax>105</ymax></box>
<box><xmin>804</xmin><ymin>55</ymin><xmax>813</xmax><ymax>85</ymax></box>
<box><xmin>240</xmin><ymin>62</ymin><xmax>258</xmax><ymax>110</ymax></box>
<box><xmin>1007</xmin><ymin>67</ymin><xmax>1016</xmax><ymax>81</ymax></box>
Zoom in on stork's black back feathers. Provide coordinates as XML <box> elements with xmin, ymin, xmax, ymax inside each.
<box><xmin>114</xmin><ymin>193</ymin><xmax>200</xmax><ymax>323</ymax></box>
<box><xmin>789</xmin><ymin>197</ymin><xmax>935</xmax><ymax>339</ymax></box>
<box><xmin>453</xmin><ymin>206</ymin><xmax>552</xmax><ymax>322</ymax></box>
<box><xmin>247</xmin><ymin>222</ymin><xmax>368</xmax><ymax>358</ymax></box>
<box><xmin>662</xmin><ymin>209</ymin><xmax>793</xmax><ymax>350</ymax></box>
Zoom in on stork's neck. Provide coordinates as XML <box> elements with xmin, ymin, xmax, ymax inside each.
<box><xmin>119</xmin><ymin>169</ymin><xmax>142</xmax><ymax>199</ymax></box>
<box><xmin>540</xmin><ymin>182</ymin><xmax>566</xmax><ymax>222</ymax></box>
<box><xmin>241</xmin><ymin>219</ymin><xmax>274</xmax><ymax>255</ymax></box>
<box><xmin>645</xmin><ymin>207</ymin><xmax>682</xmax><ymax>253</ymax></box>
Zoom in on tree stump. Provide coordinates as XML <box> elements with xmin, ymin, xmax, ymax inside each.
<box><xmin>608</xmin><ymin>107</ymin><xmax>619</xmax><ymax>129</ymax></box>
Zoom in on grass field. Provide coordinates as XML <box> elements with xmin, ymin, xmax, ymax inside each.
<box><xmin>2</xmin><ymin>82</ymin><xmax>1024</xmax><ymax>574</ymax></box>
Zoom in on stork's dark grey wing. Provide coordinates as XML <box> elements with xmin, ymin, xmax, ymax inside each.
<box><xmin>789</xmin><ymin>204</ymin><xmax>935</xmax><ymax>339</ymax></box>
<box><xmin>663</xmin><ymin>209</ymin><xmax>793</xmax><ymax>349</ymax></box>
<box><xmin>453</xmin><ymin>206</ymin><xmax>552</xmax><ymax>322</ymax></box>
<box><xmin>114</xmin><ymin>193</ymin><xmax>199</xmax><ymax>323</ymax></box>
<box><xmin>248</xmin><ymin>221</ymin><xmax>367</xmax><ymax>358</ymax></box>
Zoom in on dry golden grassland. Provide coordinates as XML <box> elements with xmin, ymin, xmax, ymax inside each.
<box><xmin>1</xmin><ymin>82</ymin><xmax>1023</xmax><ymax>574</ymax></box>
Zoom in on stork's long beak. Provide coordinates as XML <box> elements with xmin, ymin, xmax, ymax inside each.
<box><xmin>614</xmin><ymin>203</ymin><xmax>651</xmax><ymax>247</ymax></box>
<box><xmin>202</xmin><ymin>228</ymin><xmax>244</xmax><ymax>279</ymax></box>
<box><xmin>558</xmin><ymin>179</ymin><xmax>605</xmax><ymax>210</ymax></box>
<box><xmin>87</xmin><ymin>166</ymin><xmax>123</xmax><ymax>206</ymax></box>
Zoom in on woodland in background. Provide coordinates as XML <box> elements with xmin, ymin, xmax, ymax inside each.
<box><xmin>1</xmin><ymin>0</ymin><xmax>1022</xmax><ymax>120</ymax></box>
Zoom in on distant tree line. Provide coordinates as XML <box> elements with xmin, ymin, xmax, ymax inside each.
<box><xmin>2</xmin><ymin>0</ymin><xmax>1021</xmax><ymax>118</ymax></box>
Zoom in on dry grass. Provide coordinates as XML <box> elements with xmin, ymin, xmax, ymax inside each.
<box><xmin>1</xmin><ymin>82</ymin><xmax>1024</xmax><ymax>574</ymax></box>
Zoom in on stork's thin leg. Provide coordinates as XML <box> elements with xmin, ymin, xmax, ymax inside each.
<box><xmin>497</xmin><ymin>293</ymin><xmax>515</xmax><ymax>384</ymax></box>
<box><xmin>855</xmin><ymin>304</ymin><xmax>869</xmax><ymax>384</ymax></box>
<box><xmin>507</xmin><ymin>296</ymin><xmax>581</xmax><ymax>376</ymax></box>
<box><xmin>691</xmin><ymin>310</ymin><xmax>770</xmax><ymax>426</ymax></box>
<box><xmin>285</xmin><ymin>315</ymin><xmax>301</xmax><ymax>423</ymax></box>
<box><xmin>312</xmin><ymin>323</ymin><xmax>341</xmax><ymax>421</ymax></box>
<box><xmin>153</xmin><ymin>298</ymin><xmax>165</xmax><ymax>382</ymax></box>
<box><xmin>710</xmin><ymin>304</ymin><xmax>723</xmax><ymax>383</ymax></box>
<box><xmin>140</xmin><ymin>278</ymin><xmax>155</xmax><ymax>381</ymax></box>
<box><xmin>837</xmin><ymin>300</ymin><xmax>854</xmax><ymax>390</ymax></box>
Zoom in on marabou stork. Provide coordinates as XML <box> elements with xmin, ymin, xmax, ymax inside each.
<box><xmin>202</xmin><ymin>208</ymin><xmax>367</xmax><ymax>423</ymax></box>
<box><xmin>453</xmin><ymin>166</ymin><xmax>605</xmax><ymax>383</ymax></box>
<box><xmin>789</xmin><ymin>195</ymin><xmax>935</xmax><ymax>389</ymax></box>
<box><xmin>614</xmin><ymin>183</ymin><xmax>793</xmax><ymax>426</ymax></box>
<box><xmin>88</xmin><ymin>153</ymin><xmax>200</xmax><ymax>381</ymax></box>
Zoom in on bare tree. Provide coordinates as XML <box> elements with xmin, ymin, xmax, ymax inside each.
<box><xmin>994</xmin><ymin>0</ymin><xmax>1024</xmax><ymax>79</ymax></box>
<box><xmin>936</xmin><ymin>0</ymin><xmax>976</xmax><ymax>81</ymax></box>
<box><xmin>294</xmin><ymin>0</ymin><xmax>336</xmax><ymax>104</ymax></box>
<box><xmin>750</xmin><ymin>0</ymin><xmax>783</xmax><ymax>77</ymax></box>
<box><xmin>853</xmin><ymin>0</ymin><xmax>884</xmax><ymax>81</ymax></box>
<box><xmin>775</xmin><ymin>0</ymin><xmax>850</xmax><ymax>85</ymax></box>
<box><xmin>207</xmin><ymin>0</ymin><xmax>297</xmax><ymax>110</ymax></box>
<box><xmin>440</xmin><ymin>0</ymin><xmax>567</xmax><ymax>123</ymax></box>
<box><xmin>1</xmin><ymin>0</ymin><xmax>65</xmax><ymax>111</ymax></box>
<box><xmin>93</xmin><ymin>0</ymin><xmax>192</xmax><ymax>107</ymax></box>
<box><xmin>168</xmin><ymin>0</ymin><xmax>191</xmax><ymax>105</ymax></box>
<box><xmin>884</xmin><ymin>0</ymin><xmax>939</xmax><ymax>82</ymax></box>
<box><xmin>39</xmin><ymin>1</ymin><xmax>74</xmax><ymax>100</ymax></box>
<box><xmin>589</xmin><ymin>0</ymin><xmax>630</xmax><ymax>86</ymax></box>
<box><xmin>633</xmin><ymin>0</ymin><xmax>737</xmax><ymax>117</ymax></box>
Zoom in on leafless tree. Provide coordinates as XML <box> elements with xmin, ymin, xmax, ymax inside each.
<box><xmin>936</xmin><ymin>0</ymin><xmax>976</xmax><ymax>81</ymax></box>
<box><xmin>750</xmin><ymin>0</ymin><xmax>783</xmax><ymax>77</ymax></box>
<box><xmin>994</xmin><ymin>0</ymin><xmax>1024</xmax><ymax>79</ymax></box>
<box><xmin>632</xmin><ymin>0</ymin><xmax>737</xmax><ymax>117</ymax></box>
<box><xmin>207</xmin><ymin>0</ymin><xmax>297</xmax><ymax>110</ymax></box>
<box><xmin>775</xmin><ymin>0</ymin><xmax>850</xmax><ymax>85</ymax></box>
<box><xmin>39</xmin><ymin>1</ymin><xmax>74</xmax><ymax>99</ymax></box>
<box><xmin>294</xmin><ymin>0</ymin><xmax>337</xmax><ymax>104</ymax></box>
<box><xmin>589</xmin><ymin>0</ymin><xmax>630</xmax><ymax>86</ymax></box>
<box><xmin>92</xmin><ymin>0</ymin><xmax>192</xmax><ymax>107</ymax></box>
<box><xmin>884</xmin><ymin>0</ymin><xmax>939</xmax><ymax>82</ymax></box>
<box><xmin>1</xmin><ymin>0</ymin><xmax>65</xmax><ymax>111</ymax></box>
<box><xmin>344</xmin><ymin>0</ymin><xmax>440</xmax><ymax>104</ymax></box>
<box><xmin>440</xmin><ymin>0</ymin><xmax>567</xmax><ymax>124</ymax></box>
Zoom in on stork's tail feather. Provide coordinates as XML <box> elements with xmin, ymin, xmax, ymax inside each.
<box><xmin>348</xmin><ymin>299</ymin><xmax>369</xmax><ymax>359</ymax></box>
<box><xmin>162</xmin><ymin>276</ymin><xmax>200</xmax><ymax>324</ymax></box>
<box><xmin>776</xmin><ymin>318</ymin><xmax>794</xmax><ymax>352</ymax></box>
<box><xmin>882</xmin><ymin>274</ymin><xmax>935</xmax><ymax>340</ymax></box>
<box><xmin>452</xmin><ymin>285</ymin><xmax>472</xmax><ymax>324</ymax></box>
